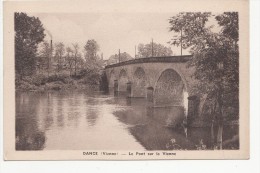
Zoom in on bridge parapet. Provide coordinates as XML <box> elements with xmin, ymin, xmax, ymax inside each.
<box><xmin>105</xmin><ymin>55</ymin><xmax>192</xmax><ymax>69</ymax></box>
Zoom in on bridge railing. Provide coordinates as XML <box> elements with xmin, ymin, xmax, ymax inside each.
<box><xmin>105</xmin><ymin>55</ymin><xmax>193</xmax><ymax>69</ymax></box>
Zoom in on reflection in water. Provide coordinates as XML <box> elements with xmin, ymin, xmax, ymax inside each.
<box><xmin>114</xmin><ymin>105</ymin><xmax>194</xmax><ymax>150</ymax></box>
<box><xmin>15</xmin><ymin>91</ymin><xmax>239</xmax><ymax>150</ymax></box>
<box><xmin>56</xmin><ymin>96</ymin><xmax>64</xmax><ymax>127</ymax></box>
<box><xmin>16</xmin><ymin>92</ymin><xmax>46</xmax><ymax>150</ymax></box>
<box><xmin>183</xmin><ymin>91</ymin><xmax>189</xmax><ymax>118</ymax></box>
<box><xmin>85</xmin><ymin>105</ymin><xmax>99</xmax><ymax>126</ymax></box>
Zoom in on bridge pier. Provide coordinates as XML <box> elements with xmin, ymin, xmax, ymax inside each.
<box><xmin>146</xmin><ymin>87</ymin><xmax>154</xmax><ymax>103</ymax></box>
<box><xmin>114</xmin><ymin>80</ymin><xmax>118</xmax><ymax>96</ymax></box>
<box><xmin>187</xmin><ymin>96</ymin><xmax>200</xmax><ymax>125</ymax></box>
<box><xmin>126</xmin><ymin>82</ymin><xmax>132</xmax><ymax>97</ymax></box>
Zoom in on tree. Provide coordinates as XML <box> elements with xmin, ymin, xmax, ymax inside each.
<box><xmin>137</xmin><ymin>42</ymin><xmax>173</xmax><ymax>58</ymax></box>
<box><xmin>84</xmin><ymin>39</ymin><xmax>100</xmax><ymax>61</ymax></box>
<box><xmin>54</xmin><ymin>42</ymin><xmax>65</xmax><ymax>73</ymax></box>
<box><xmin>65</xmin><ymin>46</ymin><xmax>74</xmax><ymax>76</ymax></box>
<box><xmin>169</xmin><ymin>12</ymin><xmax>239</xmax><ymax>149</ymax></box>
<box><xmin>72</xmin><ymin>43</ymin><xmax>82</xmax><ymax>76</ymax></box>
<box><xmin>107</xmin><ymin>52</ymin><xmax>133</xmax><ymax>65</ymax></box>
<box><xmin>15</xmin><ymin>12</ymin><xmax>45</xmax><ymax>78</ymax></box>
<box><xmin>84</xmin><ymin>39</ymin><xmax>105</xmax><ymax>72</ymax></box>
<box><xmin>38</xmin><ymin>41</ymin><xmax>53</xmax><ymax>76</ymax></box>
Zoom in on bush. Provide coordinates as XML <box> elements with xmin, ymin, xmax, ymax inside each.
<box><xmin>78</xmin><ymin>74</ymin><xmax>100</xmax><ymax>85</ymax></box>
<box><xmin>15</xmin><ymin>68</ymin><xmax>102</xmax><ymax>91</ymax></box>
<box><xmin>44</xmin><ymin>81</ymin><xmax>63</xmax><ymax>90</ymax></box>
<box><xmin>77</xmin><ymin>68</ymin><xmax>101</xmax><ymax>85</ymax></box>
<box><xmin>46</xmin><ymin>73</ymin><xmax>70</xmax><ymax>84</ymax></box>
<box><xmin>32</xmin><ymin>74</ymin><xmax>48</xmax><ymax>86</ymax></box>
<box><xmin>63</xmin><ymin>77</ymin><xmax>74</xmax><ymax>84</ymax></box>
<box><xmin>22</xmin><ymin>76</ymin><xmax>34</xmax><ymax>84</ymax></box>
<box><xmin>18</xmin><ymin>80</ymin><xmax>37</xmax><ymax>90</ymax></box>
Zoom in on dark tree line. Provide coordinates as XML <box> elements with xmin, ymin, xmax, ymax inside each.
<box><xmin>15</xmin><ymin>12</ymin><xmax>45</xmax><ymax>78</ymax></box>
<box><xmin>15</xmin><ymin>12</ymin><xmax>103</xmax><ymax>90</ymax></box>
<box><xmin>169</xmin><ymin>12</ymin><xmax>239</xmax><ymax>149</ymax></box>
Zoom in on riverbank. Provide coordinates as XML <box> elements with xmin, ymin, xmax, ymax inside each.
<box><xmin>15</xmin><ymin>73</ymin><xmax>100</xmax><ymax>92</ymax></box>
<box><xmin>189</xmin><ymin>119</ymin><xmax>239</xmax><ymax>128</ymax></box>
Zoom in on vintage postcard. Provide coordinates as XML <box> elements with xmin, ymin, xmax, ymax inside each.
<box><xmin>3</xmin><ymin>0</ymin><xmax>249</xmax><ymax>160</ymax></box>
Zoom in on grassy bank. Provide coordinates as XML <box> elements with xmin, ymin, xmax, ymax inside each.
<box><xmin>15</xmin><ymin>72</ymin><xmax>101</xmax><ymax>92</ymax></box>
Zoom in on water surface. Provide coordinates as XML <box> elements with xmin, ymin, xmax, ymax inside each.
<box><xmin>15</xmin><ymin>91</ymin><xmax>238</xmax><ymax>150</ymax></box>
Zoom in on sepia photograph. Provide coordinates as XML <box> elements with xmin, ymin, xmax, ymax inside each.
<box><xmin>3</xmin><ymin>0</ymin><xmax>249</xmax><ymax>160</ymax></box>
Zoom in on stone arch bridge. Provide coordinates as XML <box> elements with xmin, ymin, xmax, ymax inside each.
<box><xmin>105</xmin><ymin>55</ymin><xmax>201</xmax><ymax>117</ymax></box>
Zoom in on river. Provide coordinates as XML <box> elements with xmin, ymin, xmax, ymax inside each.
<box><xmin>15</xmin><ymin>90</ymin><xmax>239</xmax><ymax>150</ymax></box>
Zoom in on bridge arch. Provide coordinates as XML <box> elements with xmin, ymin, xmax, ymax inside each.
<box><xmin>118</xmin><ymin>69</ymin><xmax>129</xmax><ymax>92</ymax></box>
<box><xmin>132</xmin><ymin>67</ymin><xmax>146</xmax><ymax>97</ymax></box>
<box><xmin>154</xmin><ymin>68</ymin><xmax>188</xmax><ymax>107</ymax></box>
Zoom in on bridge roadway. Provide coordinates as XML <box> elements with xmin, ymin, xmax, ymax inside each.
<box><xmin>104</xmin><ymin>55</ymin><xmax>202</xmax><ymax>118</ymax></box>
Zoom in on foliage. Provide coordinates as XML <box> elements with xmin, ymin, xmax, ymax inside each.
<box><xmin>107</xmin><ymin>52</ymin><xmax>133</xmax><ymax>65</ymax></box>
<box><xmin>84</xmin><ymin>39</ymin><xmax>100</xmax><ymax>61</ymax></box>
<box><xmin>54</xmin><ymin>42</ymin><xmax>65</xmax><ymax>72</ymax></box>
<box><xmin>169</xmin><ymin>12</ymin><xmax>239</xmax><ymax>120</ymax></box>
<box><xmin>31</xmin><ymin>74</ymin><xmax>48</xmax><ymax>86</ymax></box>
<box><xmin>137</xmin><ymin>42</ymin><xmax>173</xmax><ymax>58</ymax></box>
<box><xmin>15</xmin><ymin>71</ymin><xmax>101</xmax><ymax>91</ymax></box>
<box><xmin>65</xmin><ymin>46</ymin><xmax>74</xmax><ymax>76</ymax></box>
<box><xmin>99</xmin><ymin>70</ymin><xmax>109</xmax><ymax>92</ymax></box>
<box><xmin>15</xmin><ymin>14</ymin><xmax>104</xmax><ymax>91</ymax></box>
<box><xmin>15</xmin><ymin>12</ymin><xmax>45</xmax><ymax>77</ymax></box>
<box><xmin>78</xmin><ymin>68</ymin><xmax>101</xmax><ymax>85</ymax></box>
<box><xmin>83</xmin><ymin>39</ymin><xmax>105</xmax><ymax>74</ymax></box>
<box><xmin>72</xmin><ymin>43</ymin><xmax>83</xmax><ymax>76</ymax></box>
<box><xmin>37</xmin><ymin>41</ymin><xmax>52</xmax><ymax>72</ymax></box>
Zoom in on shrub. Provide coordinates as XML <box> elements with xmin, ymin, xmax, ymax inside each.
<box><xmin>44</xmin><ymin>81</ymin><xmax>63</xmax><ymax>90</ymax></box>
<box><xmin>32</xmin><ymin>74</ymin><xmax>48</xmax><ymax>86</ymax></box>
<box><xmin>18</xmin><ymin>80</ymin><xmax>37</xmax><ymax>90</ymax></box>
<box><xmin>77</xmin><ymin>68</ymin><xmax>101</xmax><ymax>86</ymax></box>
<box><xmin>46</xmin><ymin>73</ymin><xmax>70</xmax><ymax>84</ymax></box>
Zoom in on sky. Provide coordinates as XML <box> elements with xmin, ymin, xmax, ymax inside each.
<box><xmin>29</xmin><ymin>12</ymin><xmax>191</xmax><ymax>59</ymax></box>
